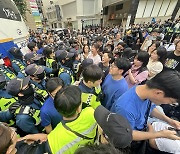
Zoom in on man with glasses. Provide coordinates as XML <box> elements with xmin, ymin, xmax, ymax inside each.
<box><xmin>102</xmin><ymin>58</ymin><xmax>131</xmax><ymax>110</ymax></box>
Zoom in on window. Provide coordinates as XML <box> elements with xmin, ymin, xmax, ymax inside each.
<box><xmin>115</xmin><ymin>3</ymin><xmax>123</xmax><ymax>11</ymax></box>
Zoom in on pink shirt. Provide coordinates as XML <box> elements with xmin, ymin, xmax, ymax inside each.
<box><xmin>125</xmin><ymin>65</ymin><xmax>148</xmax><ymax>88</ymax></box>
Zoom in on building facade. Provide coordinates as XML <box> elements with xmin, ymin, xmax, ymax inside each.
<box><xmin>102</xmin><ymin>0</ymin><xmax>179</xmax><ymax>28</ymax></box>
<box><xmin>59</xmin><ymin>0</ymin><xmax>103</xmax><ymax>30</ymax></box>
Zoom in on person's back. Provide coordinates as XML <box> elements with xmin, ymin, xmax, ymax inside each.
<box><xmin>48</xmin><ymin>107</ymin><xmax>96</xmax><ymax>154</ymax></box>
<box><xmin>47</xmin><ymin>86</ymin><xmax>97</xmax><ymax>154</ymax></box>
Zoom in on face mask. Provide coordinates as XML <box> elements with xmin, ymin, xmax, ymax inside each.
<box><xmin>20</xmin><ymin>85</ymin><xmax>34</xmax><ymax>97</ymax></box>
<box><xmin>36</xmin><ymin>72</ymin><xmax>45</xmax><ymax>80</ymax></box>
<box><xmin>0</xmin><ymin>81</ymin><xmax>6</xmax><ymax>89</ymax></box>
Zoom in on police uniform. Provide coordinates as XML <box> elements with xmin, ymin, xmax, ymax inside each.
<box><xmin>78</xmin><ymin>81</ymin><xmax>102</xmax><ymax>109</ymax></box>
<box><xmin>0</xmin><ymin>75</ymin><xmax>17</xmax><ymax>111</ymax></box>
<box><xmin>48</xmin><ymin>107</ymin><xmax>97</xmax><ymax>154</ymax></box>
<box><xmin>0</xmin><ymin>76</ymin><xmax>42</xmax><ymax>134</ymax></box>
<box><xmin>0</xmin><ymin>65</ymin><xmax>16</xmax><ymax>81</ymax></box>
<box><xmin>25</xmin><ymin>64</ymin><xmax>48</xmax><ymax>103</ymax></box>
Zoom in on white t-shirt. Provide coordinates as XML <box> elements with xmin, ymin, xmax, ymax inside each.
<box><xmin>87</xmin><ymin>53</ymin><xmax>101</xmax><ymax>65</ymax></box>
<box><xmin>152</xmin><ymin>122</ymin><xmax>180</xmax><ymax>154</ymax></box>
<box><xmin>147</xmin><ymin>58</ymin><xmax>163</xmax><ymax>80</ymax></box>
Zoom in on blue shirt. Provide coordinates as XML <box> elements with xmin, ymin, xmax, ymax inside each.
<box><xmin>111</xmin><ymin>86</ymin><xmax>156</xmax><ymax>130</ymax></box>
<box><xmin>102</xmin><ymin>74</ymin><xmax>128</xmax><ymax>110</ymax></box>
<box><xmin>40</xmin><ymin>96</ymin><xmax>62</xmax><ymax>129</ymax></box>
<box><xmin>59</xmin><ymin>66</ymin><xmax>73</xmax><ymax>86</ymax></box>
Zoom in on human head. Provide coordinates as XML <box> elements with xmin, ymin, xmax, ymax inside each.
<box><xmin>150</xmin><ymin>46</ymin><xmax>167</xmax><ymax>63</ymax></box>
<box><xmin>148</xmin><ymin>41</ymin><xmax>160</xmax><ymax>53</ymax></box>
<box><xmin>116</xmin><ymin>33</ymin><xmax>121</xmax><ymax>40</ymax></box>
<box><xmin>109</xmin><ymin>58</ymin><xmax>131</xmax><ymax>76</ymax></box>
<box><xmin>43</xmin><ymin>46</ymin><xmax>54</xmax><ymax>59</ymax></box>
<box><xmin>133</xmin><ymin>52</ymin><xmax>149</xmax><ymax>68</ymax></box>
<box><xmin>91</xmin><ymin>43</ymin><xmax>100</xmax><ymax>55</ymax></box>
<box><xmin>94</xmin><ymin>105</ymin><xmax>132</xmax><ymax>149</ymax></box>
<box><xmin>27</xmin><ymin>42</ymin><xmax>38</xmax><ymax>52</ymax></box>
<box><xmin>82</xmin><ymin>64</ymin><xmax>103</xmax><ymax>88</ymax></box>
<box><xmin>146</xmin><ymin>70</ymin><xmax>180</xmax><ymax>105</ymax></box>
<box><xmin>54</xmin><ymin>86</ymin><xmax>82</xmax><ymax>118</ymax></box>
<box><xmin>75</xmin><ymin>143</ymin><xmax>129</xmax><ymax>154</ymax></box>
<box><xmin>24</xmin><ymin>53</ymin><xmax>44</xmax><ymax>65</ymax></box>
<box><xmin>175</xmin><ymin>40</ymin><xmax>180</xmax><ymax>53</ymax></box>
<box><xmin>8</xmin><ymin>47</ymin><xmax>23</xmax><ymax>59</ymax></box>
<box><xmin>46</xmin><ymin>77</ymin><xmax>64</xmax><ymax>98</ymax></box>
<box><xmin>25</xmin><ymin>64</ymin><xmax>45</xmax><ymax>81</ymax></box>
<box><xmin>102</xmin><ymin>52</ymin><xmax>114</xmax><ymax>65</ymax></box>
<box><xmin>83</xmin><ymin>45</ymin><xmax>89</xmax><ymax>54</ymax></box>
<box><xmin>0</xmin><ymin>123</ymin><xmax>17</xmax><ymax>154</ymax></box>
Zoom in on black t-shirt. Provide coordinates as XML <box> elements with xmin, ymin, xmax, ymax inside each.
<box><xmin>164</xmin><ymin>51</ymin><xmax>180</xmax><ymax>72</ymax></box>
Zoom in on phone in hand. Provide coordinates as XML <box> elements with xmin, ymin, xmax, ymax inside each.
<box><xmin>168</xmin><ymin>127</ymin><xmax>180</xmax><ymax>137</ymax></box>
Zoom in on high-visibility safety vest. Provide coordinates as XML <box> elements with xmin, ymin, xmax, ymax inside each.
<box><xmin>0</xmin><ymin>97</ymin><xmax>17</xmax><ymax>111</ymax></box>
<box><xmin>14</xmin><ymin>104</ymin><xmax>41</xmax><ymax>126</ymax></box>
<box><xmin>81</xmin><ymin>87</ymin><xmax>102</xmax><ymax>109</ymax></box>
<box><xmin>46</xmin><ymin>58</ymin><xmax>55</xmax><ymax>69</ymax></box>
<box><xmin>12</xmin><ymin>59</ymin><xmax>25</xmax><ymax>71</ymax></box>
<box><xmin>31</xmin><ymin>84</ymin><xmax>48</xmax><ymax>103</ymax></box>
<box><xmin>48</xmin><ymin>107</ymin><xmax>97</xmax><ymax>154</ymax></box>
<box><xmin>58</xmin><ymin>67</ymin><xmax>75</xmax><ymax>84</ymax></box>
<box><xmin>0</xmin><ymin>66</ymin><xmax>16</xmax><ymax>80</ymax></box>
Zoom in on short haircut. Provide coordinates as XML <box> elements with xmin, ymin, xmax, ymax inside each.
<box><xmin>103</xmin><ymin>51</ymin><xmax>114</xmax><ymax>64</ymax></box>
<box><xmin>114</xmin><ymin>58</ymin><xmax>131</xmax><ymax>75</ymax></box>
<box><xmin>54</xmin><ymin>86</ymin><xmax>82</xmax><ymax>118</ymax></box>
<box><xmin>75</xmin><ymin>143</ymin><xmax>130</xmax><ymax>154</ymax></box>
<box><xmin>82</xmin><ymin>64</ymin><xmax>103</xmax><ymax>83</ymax></box>
<box><xmin>46</xmin><ymin>77</ymin><xmax>64</xmax><ymax>93</ymax></box>
<box><xmin>92</xmin><ymin>43</ymin><xmax>100</xmax><ymax>50</ymax></box>
<box><xmin>43</xmin><ymin>46</ymin><xmax>53</xmax><ymax>58</ymax></box>
<box><xmin>146</xmin><ymin>70</ymin><xmax>180</xmax><ymax>100</ymax></box>
<box><xmin>27</xmin><ymin>42</ymin><xmax>36</xmax><ymax>51</ymax></box>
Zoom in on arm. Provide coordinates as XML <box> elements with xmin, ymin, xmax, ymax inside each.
<box><xmin>151</xmin><ymin>108</ymin><xmax>180</xmax><ymax>129</ymax></box>
<box><xmin>133</xmin><ymin>126</ymin><xmax>180</xmax><ymax>141</ymax></box>
<box><xmin>128</xmin><ymin>69</ymin><xmax>137</xmax><ymax>84</ymax></box>
<box><xmin>45</xmin><ymin>124</ymin><xmax>53</xmax><ymax>134</ymax></box>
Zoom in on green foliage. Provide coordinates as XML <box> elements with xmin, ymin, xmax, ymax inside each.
<box><xmin>13</xmin><ymin>0</ymin><xmax>27</xmax><ymax>20</ymax></box>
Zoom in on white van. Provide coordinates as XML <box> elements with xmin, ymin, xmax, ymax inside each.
<box><xmin>0</xmin><ymin>0</ymin><xmax>29</xmax><ymax>58</ymax></box>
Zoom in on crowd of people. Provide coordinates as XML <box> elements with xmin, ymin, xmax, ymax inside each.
<box><xmin>0</xmin><ymin>17</ymin><xmax>180</xmax><ymax>154</ymax></box>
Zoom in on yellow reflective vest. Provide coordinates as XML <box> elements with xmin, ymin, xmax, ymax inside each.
<box><xmin>48</xmin><ymin>107</ymin><xmax>97</xmax><ymax>154</ymax></box>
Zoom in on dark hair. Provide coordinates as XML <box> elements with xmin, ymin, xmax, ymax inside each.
<box><xmin>82</xmin><ymin>65</ymin><xmax>103</xmax><ymax>83</ymax></box>
<box><xmin>146</xmin><ymin>70</ymin><xmax>180</xmax><ymax>100</ymax></box>
<box><xmin>0</xmin><ymin>124</ymin><xmax>12</xmax><ymax>154</ymax></box>
<box><xmin>46</xmin><ymin>77</ymin><xmax>64</xmax><ymax>93</ymax></box>
<box><xmin>43</xmin><ymin>46</ymin><xmax>53</xmax><ymax>58</ymax></box>
<box><xmin>114</xmin><ymin>58</ymin><xmax>131</xmax><ymax>75</ymax></box>
<box><xmin>27</xmin><ymin>42</ymin><xmax>37</xmax><ymax>51</ymax></box>
<box><xmin>148</xmin><ymin>41</ymin><xmax>160</xmax><ymax>51</ymax></box>
<box><xmin>54</xmin><ymin>86</ymin><xmax>82</xmax><ymax>118</ymax></box>
<box><xmin>103</xmin><ymin>51</ymin><xmax>114</xmax><ymax>64</ymax></box>
<box><xmin>92</xmin><ymin>43</ymin><xmax>100</xmax><ymax>51</ymax></box>
<box><xmin>83</xmin><ymin>45</ymin><xmax>90</xmax><ymax>53</ymax></box>
<box><xmin>75</xmin><ymin>143</ymin><xmax>130</xmax><ymax>154</ymax></box>
<box><xmin>154</xmin><ymin>46</ymin><xmax>167</xmax><ymax>64</ymax></box>
<box><xmin>37</xmin><ymin>40</ymin><xmax>46</xmax><ymax>49</ymax></box>
<box><xmin>136</xmin><ymin>51</ymin><xmax>149</xmax><ymax>68</ymax></box>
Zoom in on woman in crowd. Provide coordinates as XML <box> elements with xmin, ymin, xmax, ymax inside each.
<box><xmin>125</xmin><ymin>51</ymin><xmax>149</xmax><ymax>88</ymax></box>
<box><xmin>147</xmin><ymin>46</ymin><xmax>167</xmax><ymax>80</ymax></box>
<box><xmin>147</xmin><ymin>41</ymin><xmax>160</xmax><ymax>55</ymax></box>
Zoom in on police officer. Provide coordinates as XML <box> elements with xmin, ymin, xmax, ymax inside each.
<box><xmin>0</xmin><ymin>74</ymin><xmax>16</xmax><ymax>111</ymax></box>
<box><xmin>0</xmin><ymin>57</ymin><xmax>16</xmax><ymax>81</ymax></box>
<box><xmin>0</xmin><ymin>76</ymin><xmax>42</xmax><ymax>135</ymax></box>
<box><xmin>8</xmin><ymin>47</ymin><xmax>26</xmax><ymax>77</ymax></box>
<box><xmin>55</xmin><ymin>50</ymin><xmax>75</xmax><ymax>86</ymax></box>
<box><xmin>43</xmin><ymin>46</ymin><xmax>58</xmax><ymax>77</ymax></box>
<box><xmin>24</xmin><ymin>52</ymin><xmax>52</xmax><ymax>77</ymax></box>
<box><xmin>25</xmin><ymin>64</ymin><xmax>48</xmax><ymax>103</ymax></box>
<box><xmin>79</xmin><ymin>64</ymin><xmax>103</xmax><ymax>109</ymax></box>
